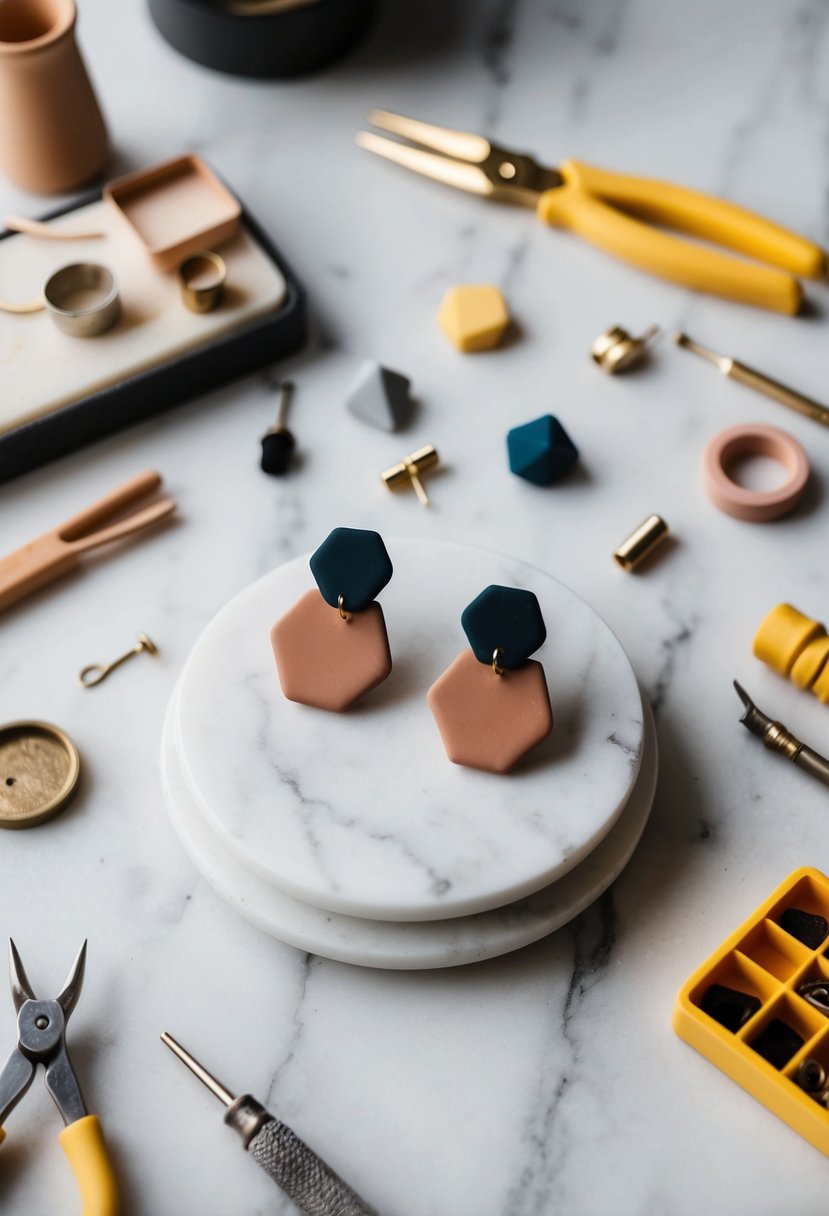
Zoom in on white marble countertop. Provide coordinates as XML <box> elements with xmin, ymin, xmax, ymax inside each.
<box><xmin>2</xmin><ymin>1</ymin><xmax>829</xmax><ymax>1212</ymax></box>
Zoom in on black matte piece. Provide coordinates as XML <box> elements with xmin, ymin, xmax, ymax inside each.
<box><xmin>147</xmin><ymin>0</ymin><xmax>374</xmax><ymax>79</ymax></box>
<box><xmin>779</xmin><ymin>907</ymin><xmax>829</xmax><ymax>949</ymax></box>
<box><xmin>461</xmin><ymin>585</ymin><xmax>547</xmax><ymax>670</ymax></box>
<box><xmin>700</xmin><ymin>983</ymin><xmax>761</xmax><ymax>1033</ymax></box>
<box><xmin>260</xmin><ymin>428</ymin><xmax>295</xmax><ymax>476</ymax></box>
<box><xmin>749</xmin><ymin>1019</ymin><xmax>805</xmax><ymax>1070</ymax></box>
<box><xmin>309</xmin><ymin>528</ymin><xmax>393</xmax><ymax>613</ymax></box>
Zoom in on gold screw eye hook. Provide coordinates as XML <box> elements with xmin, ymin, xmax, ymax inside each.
<box><xmin>492</xmin><ymin>647</ymin><xmax>505</xmax><ymax>676</ymax></box>
<box><xmin>78</xmin><ymin>633</ymin><xmax>158</xmax><ymax>688</ymax></box>
<box><xmin>591</xmin><ymin>324</ymin><xmax>660</xmax><ymax>374</ymax></box>
<box><xmin>337</xmin><ymin>595</ymin><xmax>352</xmax><ymax>622</ymax></box>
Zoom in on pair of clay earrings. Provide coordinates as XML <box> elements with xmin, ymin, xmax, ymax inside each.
<box><xmin>270</xmin><ymin>528</ymin><xmax>554</xmax><ymax>774</ymax></box>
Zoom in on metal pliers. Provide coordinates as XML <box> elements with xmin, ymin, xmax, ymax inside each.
<box><xmin>357</xmin><ymin>110</ymin><xmax>826</xmax><ymax>314</ymax></box>
<box><xmin>0</xmin><ymin>941</ymin><xmax>118</xmax><ymax>1216</ymax></box>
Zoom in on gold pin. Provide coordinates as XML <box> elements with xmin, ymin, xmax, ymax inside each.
<box><xmin>591</xmin><ymin>324</ymin><xmax>659</xmax><ymax>374</ymax></box>
<box><xmin>674</xmin><ymin>331</ymin><xmax>829</xmax><ymax>427</ymax></box>
<box><xmin>79</xmin><ymin>633</ymin><xmax>158</xmax><ymax>688</ymax></box>
<box><xmin>381</xmin><ymin>444</ymin><xmax>439</xmax><ymax>507</ymax></box>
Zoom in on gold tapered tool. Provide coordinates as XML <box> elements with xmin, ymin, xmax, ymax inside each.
<box><xmin>734</xmin><ymin>681</ymin><xmax>829</xmax><ymax>787</ymax></box>
<box><xmin>675</xmin><ymin>332</ymin><xmax>829</xmax><ymax>427</ymax></box>
<box><xmin>381</xmin><ymin>445</ymin><xmax>439</xmax><ymax>507</ymax></box>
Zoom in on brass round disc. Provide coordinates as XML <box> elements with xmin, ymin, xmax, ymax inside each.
<box><xmin>0</xmin><ymin>722</ymin><xmax>80</xmax><ymax>829</ymax></box>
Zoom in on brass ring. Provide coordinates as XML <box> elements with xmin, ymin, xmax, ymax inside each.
<box><xmin>492</xmin><ymin>647</ymin><xmax>504</xmax><ymax>676</ymax></box>
<box><xmin>178</xmin><ymin>251</ymin><xmax>226</xmax><ymax>314</ymax></box>
<box><xmin>337</xmin><ymin>594</ymin><xmax>352</xmax><ymax>622</ymax></box>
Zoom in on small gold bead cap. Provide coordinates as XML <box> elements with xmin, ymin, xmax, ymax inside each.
<box><xmin>591</xmin><ymin>324</ymin><xmax>659</xmax><ymax>374</ymax></box>
<box><xmin>178</xmin><ymin>251</ymin><xmax>226</xmax><ymax>313</ymax></box>
<box><xmin>614</xmin><ymin>514</ymin><xmax>670</xmax><ymax>571</ymax></box>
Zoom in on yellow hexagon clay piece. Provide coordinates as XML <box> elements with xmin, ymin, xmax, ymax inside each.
<box><xmin>438</xmin><ymin>284</ymin><xmax>509</xmax><ymax>352</ymax></box>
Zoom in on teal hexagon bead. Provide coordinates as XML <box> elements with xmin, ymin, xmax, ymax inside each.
<box><xmin>507</xmin><ymin>414</ymin><xmax>578</xmax><ymax>486</ymax></box>
<box><xmin>461</xmin><ymin>585</ymin><xmax>547</xmax><ymax>670</ymax></box>
<box><xmin>309</xmin><ymin>528</ymin><xmax>393</xmax><ymax>612</ymax></box>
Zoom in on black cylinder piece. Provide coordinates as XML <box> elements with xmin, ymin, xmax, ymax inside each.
<box><xmin>261</xmin><ymin>428</ymin><xmax>296</xmax><ymax>475</ymax></box>
<box><xmin>147</xmin><ymin>0</ymin><xmax>375</xmax><ymax>79</ymax></box>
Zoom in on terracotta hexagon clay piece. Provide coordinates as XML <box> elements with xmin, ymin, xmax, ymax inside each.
<box><xmin>427</xmin><ymin>649</ymin><xmax>553</xmax><ymax>774</ymax></box>
<box><xmin>271</xmin><ymin>589</ymin><xmax>392</xmax><ymax>712</ymax></box>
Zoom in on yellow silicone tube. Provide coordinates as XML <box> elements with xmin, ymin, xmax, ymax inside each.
<box><xmin>536</xmin><ymin>160</ymin><xmax>824</xmax><ymax>313</ymax></box>
<box><xmin>59</xmin><ymin>1115</ymin><xmax>118</xmax><ymax>1216</ymax></box>
<box><xmin>791</xmin><ymin>635</ymin><xmax>829</xmax><ymax>690</ymax></box>
<box><xmin>753</xmin><ymin>603</ymin><xmax>824</xmax><ymax>676</ymax></box>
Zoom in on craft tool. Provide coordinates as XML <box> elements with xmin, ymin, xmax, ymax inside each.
<box><xmin>0</xmin><ymin>941</ymin><xmax>118</xmax><ymax>1215</ymax></box>
<box><xmin>79</xmin><ymin>633</ymin><xmax>159</xmax><ymax>688</ymax></box>
<box><xmin>260</xmin><ymin>380</ymin><xmax>297</xmax><ymax>474</ymax></box>
<box><xmin>674</xmin><ymin>867</ymin><xmax>829</xmax><ymax>1157</ymax></box>
<box><xmin>675</xmin><ymin>332</ymin><xmax>829</xmax><ymax>426</ymax></box>
<box><xmin>753</xmin><ymin>604</ymin><xmax>829</xmax><ymax>704</ymax></box>
<box><xmin>160</xmin><ymin>1032</ymin><xmax>376</xmax><ymax>1216</ymax></box>
<box><xmin>357</xmin><ymin>110</ymin><xmax>825</xmax><ymax>313</ymax></box>
<box><xmin>0</xmin><ymin>470</ymin><xmax>175</xmax><ymax>613</ymax></box>
<box><xmin>3</xmin><ymin>214</ymin><xmax>104</xmax><ymax>240</ymax></box>
<box><xmin>734</xmin><ymin>681</ymin><xmax>829</xmax><ymax>787</ymax></box>
<box><xmin>178</xmin><ymin>251</ymin><xmax>226</xmax><ymax>313</ymax></box>
<box><xmin>613</xmin><ymin>515</ymin><xmax>670</xmax><ymax>571</ymax></box>
<box><xmin>702</xmin><ymin>422</ymin><xmax>809</xmax><ymax>522</ymax></box>
<box><xmin>0</xmin><ymin>722</ymin><xmax>80</xmax><ymax>829</ymax></box>
<box><xmin>591</xmin><ymin>324</ymin><xmax>659</xmax><ymax>374</ymax></box>
<box><xmin>381</xmin><ymin>445</ymin><xmax>439</xmax><ymax>506</ymax></box>
<box><xmin>43</xmin><ymin>262</ymin><xmax>121</xmax><ymax>337</ymax></box>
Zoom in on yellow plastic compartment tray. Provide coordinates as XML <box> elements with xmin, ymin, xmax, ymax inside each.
<box><xmin>674</xmin><ymin>867</ymin><xmax>829</xmax><ymax>1156</ymax></box>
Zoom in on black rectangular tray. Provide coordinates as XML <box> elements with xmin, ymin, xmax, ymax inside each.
<box><xmin>0</xmin><ymin>189</ymin><xmax>307</xmax><ymax>484</ymax></box>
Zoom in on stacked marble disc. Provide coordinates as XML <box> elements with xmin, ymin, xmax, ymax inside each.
<box><xmin>161</xmin><ymin>539</ymin><xmax>658</xmax><ymax>969</ymax></box>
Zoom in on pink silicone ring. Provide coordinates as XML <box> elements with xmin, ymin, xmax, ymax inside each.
<box><xmin>702</xmin><ymin>423</ymin><xmax>809</xmax><ymax>522</ymax></box>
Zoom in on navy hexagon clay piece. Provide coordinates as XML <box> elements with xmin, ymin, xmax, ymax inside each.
<box><xmin>507</xmin><ymin>414</ymin><xmax>578</xmax><ymax>486</ymax></box>
<box><xmin>461</xmin><ymin>585</ymin><xmax>547</xmax><ymax>670</ymax></box>
<box><xmin>309</xmin><ymin>528</ymin><xmax>393</xmax><ymax>613</ymax></box>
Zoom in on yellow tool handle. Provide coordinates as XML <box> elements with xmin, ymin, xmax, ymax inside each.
<box><xmin>553</xmin><ymin>160</ymin><xmax>825</xmax><ymax>278</ymax></box>
<box><xmin>537</xmin><ymin>160</ymin><xmax>821</xmax><ymax>313</ymax></box>
<box><xmin>59</xmin><ymin>1115</ymin><xmax>118</xmax><ymax>1216</ymax></box>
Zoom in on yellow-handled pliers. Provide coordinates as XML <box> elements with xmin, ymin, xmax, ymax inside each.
<box><xmin>0</xmin><ymin>941</ymin><xmax>118</xmax><ymax>1216</ymax></box>
<box><xmin>357</xmin><ymin>110</ymin><xmax>826</xmax><ymax>315</ymax></box>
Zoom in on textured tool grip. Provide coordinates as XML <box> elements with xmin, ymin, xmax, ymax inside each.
<box><xmin>248</xmin><ymin>1118</ymin><xmax>376</xmax><ymax>1216</ymax></box>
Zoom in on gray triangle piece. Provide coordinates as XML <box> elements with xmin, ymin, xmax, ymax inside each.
<box><xmin>346</xmin><ymin>361</ymin><xmax>413</xmax><ymax>432</ymax></box>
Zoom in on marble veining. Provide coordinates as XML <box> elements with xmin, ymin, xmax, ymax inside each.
<box><xmin>3</xmin><ymin>1</ymin><xmax>829</xmax><ymax>1212</ymax></box>
<box><xmin>162</xmin><ymin>684</ymin><xmax>656</xmax><ymax>967</ymax></box>
<box><xmin>175</xmin><ymin>541</ymin><xmax>644</xmax><ymax>919</ymax></box>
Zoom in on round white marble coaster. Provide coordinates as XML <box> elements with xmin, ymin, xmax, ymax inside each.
<box><xmin>163</xmin><ymin>691</ymin><xmax>657</xmax><ymax>969</ymax></box>
<box><xmin>176</xmin><ymin>539</ymin><xmax>644</xmax><ymax>921</ymax></box>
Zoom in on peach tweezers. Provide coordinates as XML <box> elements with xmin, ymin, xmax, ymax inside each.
<box><xmin>0</xmin><ymin>470</ymin><xmax>175</xmax><ymax>612</ymax></box>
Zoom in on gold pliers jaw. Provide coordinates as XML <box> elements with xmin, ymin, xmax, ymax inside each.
<box><xmin>357</xmin><ymin>108</ymin><xmax>563</xmax><ymax>204</ymax></box>
<box><xmin>0</xmin><ymin>939</ymin><xmax>88</xmax><ymax>1128</ymax></box>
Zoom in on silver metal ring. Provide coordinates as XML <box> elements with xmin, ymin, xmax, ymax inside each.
<box><xmin>43</xmin><ymin>262</ymin><xmax>121</xmax><ymax>337</ymax></box>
